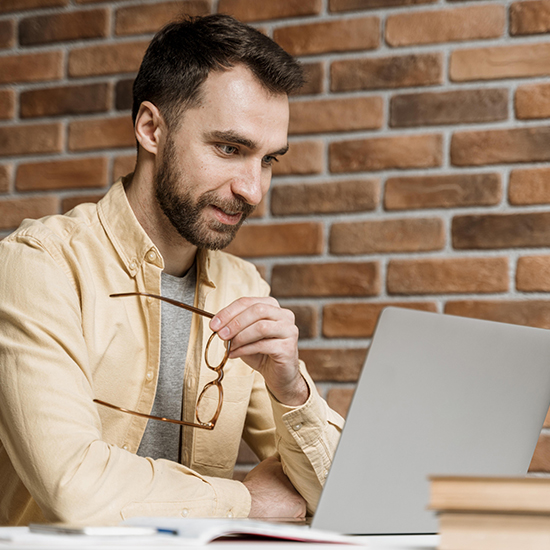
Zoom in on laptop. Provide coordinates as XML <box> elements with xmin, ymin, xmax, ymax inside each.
<box><xmin>311</xmin><ymin>307</ymin><xmax>550</xmax><ymax>535</ymax></box>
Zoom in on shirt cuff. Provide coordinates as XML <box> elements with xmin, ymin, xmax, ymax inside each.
<box><xmin>207</xmin><ymin>475</ymin><xmax>252</xmax><ymax>518</ymax></box>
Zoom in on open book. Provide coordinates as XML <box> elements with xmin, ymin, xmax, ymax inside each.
<box><xmin>122</xmin><ymin>517</ymin><xmax>356</xmax><ymax>544</ymax></box>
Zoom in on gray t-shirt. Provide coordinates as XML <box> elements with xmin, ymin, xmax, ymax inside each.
<box><xmin>137</xmin><ymin>264</ymin><xmax>196</xmax><ymax>462</ymax></box>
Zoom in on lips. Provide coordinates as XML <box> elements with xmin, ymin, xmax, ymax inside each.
<box><xmin>210</xmin><ymin>205</ymin><xmax>243</xmax><ymax>225</ymax></box>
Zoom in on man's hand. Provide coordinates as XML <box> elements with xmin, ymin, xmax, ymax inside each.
<box><xmin>242</xmin><ymin>456</ymin><xmax>307</xmax><ymax>518</ymax></box>
<box><xmin>210</xmin><ymin>297</ymin><xmax>309</xmax><ymax>406</ymax></box>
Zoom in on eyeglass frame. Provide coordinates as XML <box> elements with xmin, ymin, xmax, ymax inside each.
<box><xmin>93</xmin><ymin>291</ymin><xmax>230</xmax><ymax>430</ymax></box>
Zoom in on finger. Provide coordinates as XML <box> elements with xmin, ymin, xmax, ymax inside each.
<box><xmin>215</xmin><ymin>301</ymin><xmax>294</xmax><ymax>342</ymax></box>
<box><xmin>228</xmin><ymin>319</ymin><xmax>297</xmax><ymax>355</ymax></box>
<box><xmin>210</xmin><ymin>296</ymin><xmax>279</xmax><ymax>332</ymax></box>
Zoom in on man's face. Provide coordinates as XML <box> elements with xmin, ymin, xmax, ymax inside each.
<box><xmin>154</xmin><ymin>65</ymin><xmax>290</xmax><ymax>250</ymax></box>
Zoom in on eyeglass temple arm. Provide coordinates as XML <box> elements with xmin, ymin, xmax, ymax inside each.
<box><xmin>110</xmin><ymin>292</ymin><xmax>215</xmax><ymax>319</ymax></box>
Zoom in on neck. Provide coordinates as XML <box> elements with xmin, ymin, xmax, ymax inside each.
<box><xmin>125</xmin><ymin>151</ymin><xmax>197</xmax><ymax>277</ymax></box>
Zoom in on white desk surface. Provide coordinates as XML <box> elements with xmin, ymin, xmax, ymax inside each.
<box><xmin>0</xmin><ymin>527</ymin><xmax>439</xmax><ymax>550</ymax></box>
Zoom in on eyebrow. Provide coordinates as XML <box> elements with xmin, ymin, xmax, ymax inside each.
<box><xmin>205</xmin><ymin>130</ymin><xmax>289</xmax><ymax>157</ymax></box>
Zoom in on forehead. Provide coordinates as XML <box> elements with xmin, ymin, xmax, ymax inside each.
<box><xmin>176</xmin><ymin>65</ymin><xmax>290</xmax><ymax>151</ymax></box>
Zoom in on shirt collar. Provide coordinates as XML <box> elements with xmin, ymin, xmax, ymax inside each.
<box><xmin>98</xmin><ymin>176</ymin><xmax>216</xmax><ymax>288</ymax></box>
<box><xmin>97</xmin><ymin>176</ymin><xmax>163</xmax><ymax>277</ymax></box>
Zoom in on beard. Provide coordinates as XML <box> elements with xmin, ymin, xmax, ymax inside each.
<box><xmin>154</xmin><ymin>137</ymin><xmax>255</xmax><ymax>250</ymax></box>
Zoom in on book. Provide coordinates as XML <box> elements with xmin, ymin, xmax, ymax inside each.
<box><xmin>430</xmin><ymin>476</ymin><xmax>550</xmax><ymax>550</ymax></box>
<box><xmin>122</xmin><ymin>517</ymin><xmax>356</xmax><ymax>544</ymax></box>
<box><xmin>438</xmin><ymin>512</ymin><xmax>550</xmax><ymax>550</ymax></box>
<box><xmin>429</xmin><ymin>475</ymin><xmax>550</xmax><ymax>513</ymax></box>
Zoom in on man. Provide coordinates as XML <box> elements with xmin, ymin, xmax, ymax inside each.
<box><xmin>0</xmin><ymin>14</ymin><xmax>343</xmax><ymax>526</ymax></box>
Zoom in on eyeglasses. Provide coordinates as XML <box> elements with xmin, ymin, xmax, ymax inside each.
<box><xmin>93</xmin><ymin>292</ymin><xmax>229</xmax><ymax>430</ymax></box>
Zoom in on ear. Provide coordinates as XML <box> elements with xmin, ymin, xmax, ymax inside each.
<box><xmin>134</xmin><ymin>101</ymin><xmax>164</xmax><ymax>155</ymax></box>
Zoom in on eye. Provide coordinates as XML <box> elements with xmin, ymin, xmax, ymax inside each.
<box><xmin>218</xmin><ymin>144</ymin><xmax>238</xmax><ymax>156</ymax></box>
<box><xmin>262</xmin><ymin>155</ymin><xmax>279</xmax><ymax>166</ymax></box>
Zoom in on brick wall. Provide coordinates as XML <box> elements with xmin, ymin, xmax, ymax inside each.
<box><xmin>2</xmin><ymin>0</ymin><xmax>550</xmax><ymax>476</ymax></box>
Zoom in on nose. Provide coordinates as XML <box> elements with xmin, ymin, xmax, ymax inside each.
<box><xmin>231</xmin><ymin>161</ymin><xmax>265</xmax><ymax>206</ymax></box>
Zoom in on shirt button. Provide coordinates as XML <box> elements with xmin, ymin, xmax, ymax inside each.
<box><xmin>227</xmin><ymin>511</ymin><xmax>233</xmax><ymax>518</ymax></box>
<box><xmin>293</xmin><ymin>423</ymin><xmax>302</xmax><ymax>431</ymax></box>
<box><xmin>146</xmin><ymin>250</ymin><xmax>157</xmax><ymax>263</ymax></box>
<box><xmin>129</xmin><ymin>260</ymin><xmax>138</xmax><ymax>271</ymax></box>
<box><xmin>181</xmin><ymin>509</ymin><xmax>189</xmax><ymax>517</ymax></box>
<box><xmin>146</xmin><ymin>371</ymin><xmax>154</xmax><ymax>381</ymax></box>
<box><xmin>122</xmin><ymin>445</ymin><xmax>128</xmax><ymax>450</ymax></box>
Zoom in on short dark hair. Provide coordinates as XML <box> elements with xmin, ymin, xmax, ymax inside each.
<box><xmin>132</xmin><ymin>14</ymin><xmax>304</xmax><ymax>129</ymax></box>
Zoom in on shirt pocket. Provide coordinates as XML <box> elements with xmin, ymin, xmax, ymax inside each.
<box><xmin>192</xmin><ymin>372</ymin><xmax>254</xmax><ymax>472</ymax></box>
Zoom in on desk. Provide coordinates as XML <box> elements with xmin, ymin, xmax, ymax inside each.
<box><xmin>0</xmin><ymin>527</ymin><xmax>439</xmax><ymax>549</ymax></box>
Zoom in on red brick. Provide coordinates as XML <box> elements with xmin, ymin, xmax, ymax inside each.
<box><xmin>272</xmin><ymin>262</ymin><xmax>381</xmax><ymax>298</ymax></box>
<box><xmin>0</xmin><ymin>51</ymin><xmax>63</xmax><ymax>84</ymax></box>
<box><xmin>387</xmin><ymin>257</ymin><xmax>509</xmax><ymax>295</ymax></box>
<box><xmin>271</xmin><ymin>179</ymin><xmax>380</xmax><ymax>216</ymax></box>
<box><xmin>451</xmin><ymin>127</ymin><xmax>550</xmax><ymax>166</ymax></box>
<box><xmin>0</xmin><ymin>0</ymin><xmax>67</xmax><ymax>14</ymax></box>
<box><xmin>385</xmin><ymin>173</ymin><xmax>502</xmax><ymax>211</ymax></box>
<box><xmin>445</xmin><ymin>300</ymin><xmax>550</xmax><ymax>331</ymax></box>
<box><xmin>326</xmin><ymin>388</ymin><xmax>355</xmax><ymax>418</ymax></box>
<box><xmin>386</xmin><ymin>5</ymin><xmax>504</xmax><ymax>47</ymax></box>
<box><xmin>69</xmin><ymin>116</ymin><xmax>135</xmax><ymax>152</ymax></box>
<box><xmin>0</xmin><ymin>164</ymin><xmax>12</xmax><ymax>193</ymax></box>
<box><xmin>517</xmin><ymin>255</ymin><xmax>550</xmax><ymax>292</ymax></box>
<box><xmin>113</xmin><ymin>154</ymin><xmax>136</xmax><ymax>180</ymax></box>
<box><xmin>286</xmin><ymin>304</ymin><xmax>318</xmax><ymax>339</ymax></box>
<box><xmin>75</xmin><ymin>0</ymin><xmax>132</xmax><ymax>3</ymax></box>
<box><xmin>19</xmin><ymin>9</ymin><xmax>108</xmax><ymax>46</ymax></box>
<box><xmin>16</xmin><ymin>158</ymin><xmax>109</xmax><ymax>192</ymax></box>
<box><xmin>0</xmin><ymin>123</ymin><xmax>62</xmax><ymax>157</ymax></box>
<box><xmin>224</xmin><ymin>222</ymin><xmax>323</xmax><ymax>258</ymax></box>
<box><xmin>330</xmin><ymin>0</ymin><xmax>436</xmax><ymax>11</ymax></box>
<box><xmin>20</xmin><ymin>83</ymin><xmax>110</xmax><ymax>119</ymax></box>
<box><xmin>217</xmin><ymin>0</ymin><xmax>322</xmax><ymax>22</ymax></box>
<box><xmin>509</xmin><ymin>167</ymin><xmax>550</xmax><ymax>205</ymax></box>
<box><xmin>0</xmin><ymin>196</ymin><xmax>59</xmax><ymax>231</ymax></box>
<box><xmin>390</xmin><ymin>89</ymin><xmax>508</xmax><ymax>127</ymax></box>
<box><xmin>289</xmin><ymin>96</ymin><xmax>383</xmax><ymax>135</ymax></box>
<box><xmin>453</xmin><ymin>212</ymin><xmax>550</xmax><ymax>250</ymax></box>
<box><xmin>510</xmin><ymin>0</ymin><xmax>550</xmax><ymax>36</ymax></box>
<box><xmin>115</xmin><ymin>79</ymin><xmax>133</xmax><ymax>111</ymax></box>
<box><xmin>69</xmin><ymin>41</ymin><xmax>148</xmax><ymax>78</ymax></box>
<box><xmin>115</xmin><ymin>1</ymin><xmax>211</xmax><ymax>36</ymax></box>
<box><xmin>62</xmin><ymin>192</ymin><xmax>106</xmax><ymax>213</ymax></box>
<box><xmin>0</xmin><ymin>20</ymin><xmax>15</xmax><ymax>49</ymax></box>
<box><xmin>530</xmin><ymin>434</ymin><xmax>550</xmax><ymax>472</ymax></box>
<box><xmin>450</xmin><ymin>43</ymin><xmax>550</xmax><ymax>82</ymax></box>
<box><xmin>299</xmin><ymin>348</ymin><xmax>367</xmax><ymax>381</ymax></box>
<box><xmin>323</xmin><ymin>302</ymin><xmax>437</xmax><ymax>338</ymax></box>
<box><xmin>297</xmin><ymin>62</ymin><xmax>324</xmax><ymax>96</ymax></box>
<box><xmin>330</xmin><ymin>217</ymin><xmax>444</xmax><ymax>254</ymax></box>
<box><xmin>0</xmin><ymin>89</ymin><xmax>15</xmax><ymax>120</ymax></box>
<box><xmin>330</xmin><ymin>134</ymin><xmax>442</xmax><ymax>173</ymax></box>
<box><xmin>274</xmin><ymin>17</ymin><xmax>379</xmax><ymax>56</ymax></box>
<box><xmin>515</xmin><ymin>83</ymin><xmax>550</xmax><ymax>120</ymax></box>
<box><xmin>331</xmin><ymin>53</ymin><xmax>442</xmax><ymax>92</ymax></box>
<box><xmin>272</xmin><ymin>140</ymin><xmax>324</xmax><ymax>176</ymax></box>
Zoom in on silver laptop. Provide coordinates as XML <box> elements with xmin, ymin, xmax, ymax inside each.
<box><xmin>311</xmin><ymin>307</ymin><xmax>550</xmax><ymax>535</ymax></box>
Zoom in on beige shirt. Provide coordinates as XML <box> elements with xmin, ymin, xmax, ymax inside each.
<box><xmin>0</xmin><ymin>179</ymin><xmax>343</xmax><ymax>526</ymax></box>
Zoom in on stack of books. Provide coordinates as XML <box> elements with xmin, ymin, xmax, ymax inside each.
<box><xmin>430</xmin><ymin>475</ymin><xmax>550</xmax><ymax>550</ymax></box>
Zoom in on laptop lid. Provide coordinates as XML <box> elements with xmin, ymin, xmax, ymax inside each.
<box><xmin>312</xmin><ymin>307</ymin><xmax>550</xmax><ymax>535</ymax></box>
